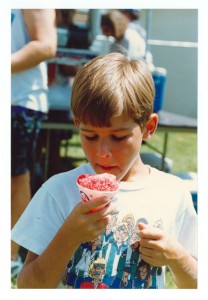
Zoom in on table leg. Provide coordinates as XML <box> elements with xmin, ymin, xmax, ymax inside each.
<box><xmin>44</xmin><ymin>129</ymin><xmax>50</xmax><ymax>181</ymax></box>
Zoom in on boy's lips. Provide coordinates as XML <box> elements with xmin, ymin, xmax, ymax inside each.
<box><xmin>97</xmin><ymin>164</ymin><xmax>117</xmax><ymax>172</ymax></box>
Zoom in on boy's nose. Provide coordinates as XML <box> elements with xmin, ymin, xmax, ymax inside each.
<box><xmin>96</xmin><ymin>139</ymin><xmax>112</xmax><ymax>158</ymax></box>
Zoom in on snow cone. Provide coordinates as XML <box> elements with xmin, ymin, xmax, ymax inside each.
<box><xmin>77</xmin><ymin>173</ymin><xmax>119</xmax><ymax>208</ymax></box>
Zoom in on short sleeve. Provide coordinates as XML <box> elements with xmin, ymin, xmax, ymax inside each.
<box><xmin>176</xmin><ymin>190</ymin><xmax>198</xmax><ymax>258</ymax></box>
<box><xmin>11</xmin><ymin>184</ymin><xmax>66</xmax><ymax>255</ymax></box>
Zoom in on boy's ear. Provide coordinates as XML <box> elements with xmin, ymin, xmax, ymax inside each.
<box><xmin>73</xmin><ymin>117</ymin><xmax>80</xmax><ymax>129</ymax></box>
<box><xmin>143</xmin><ymin>113</ymin><xmax>158</xmax><ymax>140</ymax></box>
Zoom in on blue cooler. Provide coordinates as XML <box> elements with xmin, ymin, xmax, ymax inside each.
<box><xmin>152</xmin><ymin>67</ymin><xmax>167</xmax><ymax>112</ymax></box>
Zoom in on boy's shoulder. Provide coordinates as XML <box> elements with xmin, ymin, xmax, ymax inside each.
<box><xmin>42</xmin><ymin>163</ymin><xmax>94</xmax><ymax>189</ymax></box>
<box><xmin>150</xmin><ymin>168</ymin><xmax>194</xmax><ymax>209</ymax></box>
<box><xmin>150</xmin><ymin>167</ymin><xmax>186</xmax><ymax>187</ymax></box>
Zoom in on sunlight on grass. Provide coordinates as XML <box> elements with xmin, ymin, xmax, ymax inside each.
<box><xmin>141</xmin><ymin>131</ymin><xmax>197</xmax><ymax>173</ymax></box>
<box><xmin>166</xmin><ymin>269</ymin><xmax>177</xmax><ymax>289</ymax></box>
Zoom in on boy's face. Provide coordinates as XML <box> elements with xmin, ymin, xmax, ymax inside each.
<box><xmin>78</xmin><ymin>115</ymin><xmax>145</xmax><ymax>181</ymax></box>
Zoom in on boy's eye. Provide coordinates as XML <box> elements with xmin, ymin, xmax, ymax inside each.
<box><xmin>84</xmin><ymin>134</ymin><xmax>127</xmax><ymax>141</ymax></box>
<box><xmin>112</xmin><ymin>135</ymin><xmax>127</xmax><ymax>141</ymax></box>
<box><xmin>85</xmin><ymin>135</ymin><xmax>98</xmax><ymax>141</ymax></box>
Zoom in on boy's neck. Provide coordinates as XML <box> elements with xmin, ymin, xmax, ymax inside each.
<box><xmin>122</xmin><ymin>159</ymin><xmax>150</xmax><ymax>182</ymax></box>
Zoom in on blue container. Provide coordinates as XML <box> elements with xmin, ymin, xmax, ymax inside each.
<box><xmin>152</xmin><ymin>67</ymin><xmax>167</xmax><ymax>112</ymax></box>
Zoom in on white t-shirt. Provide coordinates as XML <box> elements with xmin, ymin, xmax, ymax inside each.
<box><xmin>11</xmin><ymin>9</ymin><xmax>48</xmax><ymax>112</ymax></box>
<box><xmin>111</xmin><ymin>28</ymin><xmax>146</xmax><ymax>59</ymax></box>
<box><xmin>11</xmin><ymin>163</ymin><xmax>197</xmax><ymax>289</ymax></box>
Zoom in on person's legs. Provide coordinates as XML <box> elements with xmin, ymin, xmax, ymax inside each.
<box><xmin>11</xmin><ymin>106</ymin><xmax>45</xmax><ymax>272</ymax></box>
<box><xmin>11</xmin><ymin>171</ymin><xmax>31</xmax><ymax>260</ymax></box>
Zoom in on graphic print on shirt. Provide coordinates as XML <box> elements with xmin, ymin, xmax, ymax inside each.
<box><xmin>65</xmin><ymin>210</ymin><xmax>163</xmax><ymax>289</ymax></box>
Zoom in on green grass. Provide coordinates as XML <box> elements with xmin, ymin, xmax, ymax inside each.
<box><xmin>141</xmin><ymin>131</ymin><xmax>197</xmax><ymax>173</ymax></box>
<box><xmin>165</xmin><ymin>269</ymin><xmax>177</xmax><ymax>289</ymax></box>
<box><xmin>11</xmin><ymin>277</ymin><xmax>17</xmax><ymax>289</ymax></box>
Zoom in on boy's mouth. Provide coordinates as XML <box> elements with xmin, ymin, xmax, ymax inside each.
<box><xmin>97</xmin><ymin>164</ymin><xmax>117</xmax><ymax>172</ymax></box>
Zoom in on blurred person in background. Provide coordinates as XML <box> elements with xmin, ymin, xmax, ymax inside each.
<box><xmin>11</xmin><ymin>9</ymin><xmax>57</xmax><ymax>278</ymax></box>
<box><xmin>101</xmin><ymin>9</ymin><xmax>146</xmax><ymax>59</ymax></box>
<box><xmin>120</xmin><ymin>9</ymin><xmax>146</xmax><ymax>40</ymax></box>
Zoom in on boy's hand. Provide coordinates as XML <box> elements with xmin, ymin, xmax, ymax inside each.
<box><xmin>65</xmin><ymin>197</ymin><xmax>115</xmax><ymax>245</ymax></box>
<box><xmin>138</xmin><ymin>222</ymin><xmax>184</xmax><ymax>267</ymax></box>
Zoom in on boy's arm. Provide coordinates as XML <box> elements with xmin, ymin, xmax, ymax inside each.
<box><xmin>138</xmin><ymin>223</ymin><xmax>197</xmax><ymax>289</ymax></box>
<box><xmin>167</xmin><ymin>247</ymin><xmax>197</xmax><ymax>288</ymax></box>
<box><xmin>17</xmin><ymin>197</ymin><xmax>114</xmax><ymax>288</ymax></box>
<box><xmin>11</xmin><ymin>9</ymin><xmax>57</xmax><ymax>73</ymax></box>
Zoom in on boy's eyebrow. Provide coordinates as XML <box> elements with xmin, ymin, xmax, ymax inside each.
<box><xmin>80</xmin><ymin>126</ymin><xmax>131</xmax><ymax>132</ymax></box>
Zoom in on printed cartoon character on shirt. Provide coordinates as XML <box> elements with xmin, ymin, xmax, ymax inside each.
<box><xmin>122</xmin><ymin>214</ymin><xmax>135</xmax><ymax>243</ymax></box>
<box><xmin>64</xmin><ymin>211</ymin><xmax>164</xmax><ymax>289</ymax></box>
<box><xmin>101</xmin><ymin>209</ymin><xmax>119</xmax><ymax>246</ymax></box>
<box><xmin>80</xmin><ymin>258</ymin><xmax>108</xmax><ymax>289</ymax></box>
<box><xmin>111</xmin><ymin>230</ymin><xmax>141</xmax><ymax>288</ymax></box>
<box><xmin>102</xmin><ymin>221</ymin><xmax>130</xmax><ymax>287</ymax></box>
<box><xmin>66</xmin><ymin>236</ymin><xmax>102</xmax><ymax>288</ymax></box>
<box><xmin>110</xmin><ymin>217</ymin><xmax>163</xmax><ymax>289</ymax></box>
<box><xmin>133</xmin><ymin>259</ymin><xmax>152</xmax><ymax>289</ymax></box>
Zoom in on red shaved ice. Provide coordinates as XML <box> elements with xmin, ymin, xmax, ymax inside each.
<box><xmin>77</xmin><ymin>173</ymin><xmax>119</xmax><ymax>192</ymax></box>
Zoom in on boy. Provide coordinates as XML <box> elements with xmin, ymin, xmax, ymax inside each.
<box><xmin>11</xmin><ymin>53</ymin><xmax>197</xmax><ymax>289</ymax></box>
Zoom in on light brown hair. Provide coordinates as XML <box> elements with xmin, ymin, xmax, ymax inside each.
<box><xmin>71</xmin><ymin>52</ymin><xmax>155</xmax><ymax>131</ymax></box>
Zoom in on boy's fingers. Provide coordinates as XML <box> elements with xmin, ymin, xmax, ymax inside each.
<box><xmin>80</xmin><ymin>197</ymin><xmax>111</xmax><ymax>214</ymax></box>
<box><xmin>138</xmin><ymin>222</ymin><xmax>147</xmax><ymax>231</ymax></box>
<box><xmin>87</xmin><ymin>202</ymin><xmax>116</xmax><ymax>222</ymax></box>
<box><xmin>138</xmin><ymin>222</ymin><xmax>163</xmax><ymax>240</ymax></box>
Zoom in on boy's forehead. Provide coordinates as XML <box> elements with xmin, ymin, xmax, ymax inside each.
<box><xmin>80</xmin><ymin>117</ymin><xmax>140</xmax><ymax>131</ymax></box>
